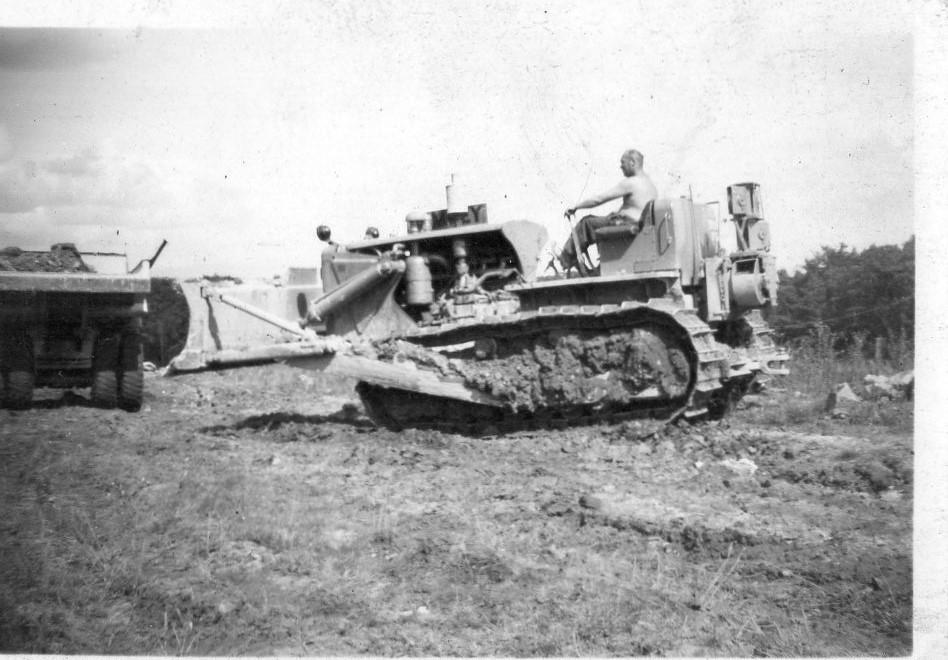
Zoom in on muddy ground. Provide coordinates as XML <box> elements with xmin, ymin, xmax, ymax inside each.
<box><xmin>0</xmin><ymin>364</ymin><xmax>916</xmax><ymax>655</ymax></box>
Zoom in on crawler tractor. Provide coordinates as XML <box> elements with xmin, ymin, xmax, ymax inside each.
<box><xmin>173</xmin><ymin>180</ymin><xmax>787</xmax><ymax>432</ymax></box>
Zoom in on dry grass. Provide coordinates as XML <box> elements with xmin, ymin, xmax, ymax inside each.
<box><xmin>779</xmin><ymin>329</ymin><xmax>913</xmax><ymax>394</ymax></box>
<box><xmin>738</xmin><ymin>336</ymin><xmax>913</xmax><ymax>434</ymax></box>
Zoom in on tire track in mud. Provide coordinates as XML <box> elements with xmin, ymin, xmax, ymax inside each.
<box><xmin>532</xmin><ymin>425</ymin><xmax>912</xmax><ymax>554</ymax></box>
<box><xmin>207</xmin><ymin>405</ymin><xmax>912</xmax><ymax>562</ymax></box>
<box><xmin>514</xmin><ymin>423</ymin><xmax>913</xmax><ymax>648</ymax></box>
<box><xmin>214</xmin><ymin>405</ymin><xmax>911</xmax><ymax>572</ymax></box>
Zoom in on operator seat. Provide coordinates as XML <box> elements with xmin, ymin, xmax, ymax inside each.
<box><xmin>592</xmin><ymin>200</ymin><xmax>653</xmax><ymax>246</ymax></box>
<box><xmin>565</xmin><ymin>202</ymin><xmax>654</xmax><ymax>277</ymax></box>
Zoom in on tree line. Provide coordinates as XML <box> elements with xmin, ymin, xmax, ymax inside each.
<box><xmin>769</xmin><ymin>237</ymin><xmax>914</xmax><ymax>356</ymax></box>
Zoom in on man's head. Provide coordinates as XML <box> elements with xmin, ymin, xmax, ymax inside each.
<box><xmin>620</xmin><ymin>149</ymin><xmax>644</xmax><ymax>176</ymax></box>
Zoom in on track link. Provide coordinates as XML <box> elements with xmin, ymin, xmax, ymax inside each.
<box><xmin>737</xmin><ymin>309</ymin><xmax>791</xmax><ymax>376</ymax></box>
<box><xmin>357</xmin><ymin>300</ymin><xmax>735</xmax><ymax>434</ymax></box>
<box><xmin>356</xmin><ymin>382</ymin><xmax>686</xmax><ymax>435</ymax></box>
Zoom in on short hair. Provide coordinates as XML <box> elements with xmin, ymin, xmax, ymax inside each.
<box><xmin>622</xmin><ymin>149</ymin><xmax>644</xmax><ymax>167</ymax></box>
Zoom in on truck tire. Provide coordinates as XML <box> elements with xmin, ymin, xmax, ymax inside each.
<box><xmin>119</xmin><ymin>331</ymin><xmax>144</xmax><ymax>412</ymax></box>
<box><xmin>2</xmin><ymin>334</ymin><xmax>34</xmax><ymax>409</ymax></box>
<box><xmin>91</xmin><ymin>332</ymin><xmax>120</xmax><ymax>408</ymax></box>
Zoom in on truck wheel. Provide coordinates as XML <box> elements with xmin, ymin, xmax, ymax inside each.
<box><xmin>119</xmin><ymin>332</ymin><xmax>144</xmax><ymax>412</ymax></box>
<box><xmin>91</xmin><ymin>332</ymin><xmax>120</xmax><ymax>408</ymax></box>
<box><xmin>2</xmin><ymin>334</ymin><xmax>34</xmax><ymax>409</ymax></box>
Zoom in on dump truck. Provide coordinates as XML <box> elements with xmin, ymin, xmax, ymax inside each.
<box><xmin>170</xmin><ymin>179</ymin><xmax>788</xmax><ymax>432</ymax></box>
<box><xmin>0</xmin><ymin>241</ymin><xmax>163</xmax><ymax>410</ymax></box>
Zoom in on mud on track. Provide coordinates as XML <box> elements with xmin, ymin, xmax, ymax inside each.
<box><xmin>0</xmin><ymin>363</ymin><xmax>912</xmax><ymax>655</ymax></box>
<box><xmin>458</xmin><ymin>327</ymin><xmax>691</xmax><ymax>410</ymax></box>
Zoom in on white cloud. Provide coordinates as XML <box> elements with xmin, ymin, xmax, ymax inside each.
<box><xmin>0</xmin><ymin>131</ymin><xmax>315</xmax><ymax>275</ymax></box>
<box><xmin>0</xmin><ymin>143</ymin><xmax>180</xmax><ymax>214</ymax></box>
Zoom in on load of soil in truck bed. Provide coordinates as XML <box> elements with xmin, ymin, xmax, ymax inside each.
<box><xmin>0</xmin><ymin>244</ymin><xmax>95</xmax><ymax>273</ymax></box>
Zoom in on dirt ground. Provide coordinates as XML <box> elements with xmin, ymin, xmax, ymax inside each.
<box><xmin>0</xmin><ymin>363</ymin><xmax>914</xmax><ymax>656</ymax></box>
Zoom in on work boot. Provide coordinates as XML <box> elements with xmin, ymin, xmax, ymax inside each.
<box><xmin>539</xmin><ymin>241</ymin><xmax>564</xmax><ymax>275</ymax></box>
<box><xmin>557</xmin><ymin>248</ymin><xmax>585</xmax><ymax>276</ymax></box>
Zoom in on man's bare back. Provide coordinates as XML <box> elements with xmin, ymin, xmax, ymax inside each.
<box><xmin>612</xmin><ymin>173</ymin><xmax>659</xmax><ymax>220</ymax></box>
<box><xmin>557</xmin><ymin>148</ymin><xmax>658</xmax><ymax>271</ymax></box>
<box><xmin>568</xmin><ymin>150</ymin><xmax>657</xmax><ymax>220</ymax></box>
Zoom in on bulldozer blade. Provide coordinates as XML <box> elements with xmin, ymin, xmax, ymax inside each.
<box><xmin>170</xmin><ymin>276</ymin><xmax>323</xmax><ymax>371</ymax></box>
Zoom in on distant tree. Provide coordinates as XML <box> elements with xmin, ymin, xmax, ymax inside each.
<box><xmin>772</xmin><ymin>237</ymin><xmax>914</xmax><ymax>352</ymax></box>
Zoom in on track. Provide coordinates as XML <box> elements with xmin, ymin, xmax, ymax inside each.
<box><xmin>356</xmin><ymin>301</ymin><xmax>750</xmax><ymax>434</ymax></box>
<box><xmin>356</xmin><ymin>384</ymin><xmax>687</xmax><ymax>434</ymax></box>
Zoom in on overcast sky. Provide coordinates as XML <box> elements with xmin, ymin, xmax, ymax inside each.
<box><xmin>0</xmin><ymin>1</ymin><xmax>921</xmax><ymax>278</ymax></box>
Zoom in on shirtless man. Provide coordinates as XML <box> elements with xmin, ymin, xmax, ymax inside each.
<box><xmin>557</xmin><ymin>148</ymin><xmax>658</xmax><ymax>271</ymax></box>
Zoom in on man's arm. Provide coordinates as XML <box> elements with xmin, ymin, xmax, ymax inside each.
<box><xmin>568</xmin><ymin>180</ymin><xmax>632</xmax><ymax>214</ymax></box>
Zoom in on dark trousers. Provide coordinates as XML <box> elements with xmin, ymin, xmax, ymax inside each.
<box><xmin>559</xmin><ymin>212</ymin><xmax>637</xmax><ymax>268</ymax></box>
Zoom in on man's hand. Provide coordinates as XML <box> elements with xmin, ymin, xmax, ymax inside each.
<box><xmin>564</xmin><ymin>207</ymin><xmax>576</xmax><ymax>218</ymax></box>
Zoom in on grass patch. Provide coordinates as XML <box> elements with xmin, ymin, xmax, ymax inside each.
<box><xmin>741</xmin><ymin>332</ymin><xmax>913</xmax><ymax>433</ymax></box>
<box><xmin>779</xmin><ymin>329</ymin><xmax>913</xmax><ymax>395</ymax></box>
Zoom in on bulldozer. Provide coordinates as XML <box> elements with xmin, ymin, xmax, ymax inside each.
<box><xmin>170</xmin><ymin>179</ymin><xmax>788</xmax><ymax>432</ymax></box>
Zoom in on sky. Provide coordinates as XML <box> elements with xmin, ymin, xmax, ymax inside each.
<box><xmin>0</xmin><ymin>1</ymin><xmax>923</xmax><ymax>279</ymax></box>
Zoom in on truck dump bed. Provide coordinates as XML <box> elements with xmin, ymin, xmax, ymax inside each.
<box><xmin>0</xmin><ymin>246</ymin><xmax>153</xmax><ymax>410</ymax></box>
<box><xmin>0</xmin><ymin>250</ymin><xmax>150</xmax><ymax>293</ymax></box>
<box><xmin>0</xmin><ymin>269</ymin><xmax>151</xmax><ymax>293</ymax></box>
